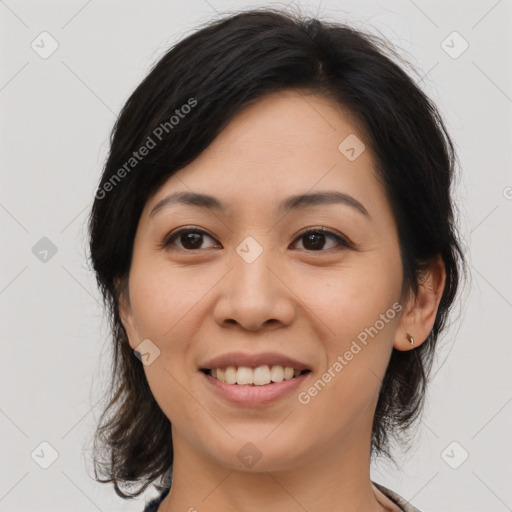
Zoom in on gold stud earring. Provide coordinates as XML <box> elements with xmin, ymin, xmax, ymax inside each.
<box><xmin>406</xmin><ymin>332</ymin><xmax>414</xmax><ymax>346</ymax></box>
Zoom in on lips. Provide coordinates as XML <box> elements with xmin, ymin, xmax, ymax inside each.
<box><xmin>201</xmin><ymin>368</ymin><xmax>311</xmax><ymax>406</ymax></box>
<box><xmin>198</xmin><ymin>351</ymin><xmax>313</xmax><ymax>405</ymax></box>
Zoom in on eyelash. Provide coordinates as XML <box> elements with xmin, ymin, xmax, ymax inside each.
<box><xmin>159</xmin><ymin>225</ymin><xmax>352</xmax><ymax>252</ymax></box>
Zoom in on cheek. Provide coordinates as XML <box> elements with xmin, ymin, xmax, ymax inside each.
<box><xmin>301</xmin><ymin>258</ymin><xmax>402</xmax><ymax>406</ymax></box>
<box><xmin>129</xmin><ymin>260</ymin><xmax>209</xmax><ymax>342</ymax></box>
<box><xmin>128</xmin><ymin>262</ymin><xmax>209</xmax><ymax>425</ymax></box>
<box><xmin>299</xmin><ymin>258</ymin><xmax>402</xmax><ymax>341</ymax></box>
<box><xmin>299</xmin><ymin>283</ymin><xmax>400</xmax><ymax>435</ymax></box>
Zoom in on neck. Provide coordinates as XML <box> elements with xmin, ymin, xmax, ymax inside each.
<box><xmin>159</xmin><ymin>416</ymin><xmax>389</xmax><ymax>512</ymax></box>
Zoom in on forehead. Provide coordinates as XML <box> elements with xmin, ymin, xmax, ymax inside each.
<box><xmin>143</xmin><ymin>90</ymin><xmax>384</xmax><ymax>219</ymax></box>
<box><xmin>205</xmin><ymin>89</ymin><xmax>369</xmax><ymax>158</ymax></box>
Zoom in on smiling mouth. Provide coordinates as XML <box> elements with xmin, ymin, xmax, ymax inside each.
<box><xmin>200</xmin><ymin>365</ymin><xmax>311</xmax><ymax>386</ymax></box>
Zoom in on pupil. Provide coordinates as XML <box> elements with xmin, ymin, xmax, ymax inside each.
<box><xmin>305</xmin><ymin>232</ymin><xmax>324</xmax><ymax>250</ymax></box>
<box><xmin>183</xmin><ymin>232</ymin><xmax>202</xmax><ymax>249</ymax></box>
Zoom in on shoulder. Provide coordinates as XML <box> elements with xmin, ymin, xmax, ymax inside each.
<box><xmin>143</xmin><ymin>487</ymin><xmax>170</xmax><ymax>512</ymax></box>
<box><xmin>372</xmin><ymin>481</ymin><xmax>423</xmax><ymax>512</ymax></box>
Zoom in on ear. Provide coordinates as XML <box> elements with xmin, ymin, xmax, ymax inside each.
<box><xmin>116</xmin><ymin>277</ymin><xmax>140</xmax><ymax>351</ymax></box>
<box><xmin>394</xmin><ymin>255</ymin><xmax>446</xmax><ymax>351</ymax></box>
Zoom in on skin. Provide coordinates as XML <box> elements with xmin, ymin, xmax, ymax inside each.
<box><xmin>119</xmin><ymin>89</ymin><xmax>446</xmax><ymax>512</ymax></box>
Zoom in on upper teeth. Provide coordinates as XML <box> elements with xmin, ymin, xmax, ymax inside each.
<box><xmin>209</xmin><ymin>365</ymin><xmax>304</xmax><ymax>386</ymax></box>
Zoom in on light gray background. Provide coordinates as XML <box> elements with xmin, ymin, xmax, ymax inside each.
<box><xmin>1</xmin><ymin>0</ymin><xmax>511</xmax><ymax>511</ymax></box>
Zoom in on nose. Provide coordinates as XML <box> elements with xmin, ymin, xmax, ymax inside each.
<box><xmin>212</xmin><ymin>239</ymin><xmax>296</xmax><ymax>332</ymax></box>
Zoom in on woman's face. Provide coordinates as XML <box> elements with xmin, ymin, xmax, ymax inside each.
<box><xmin>120</xmin><ymin>90</ymin><xmax>409</xmax><ymax>472</ymax></box>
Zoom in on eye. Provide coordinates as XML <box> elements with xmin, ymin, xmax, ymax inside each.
<box><xmin>291</xmin><ymin>227</ymin><xmax>351</xmax><ymax>252</ymax></box>
<box><xmin>160</xmin><ymin>226</ymin><xmax>351</xmax><ymax>252</ymax></box>
<box><xmin>160</xmin><ymin>226</ymin><xmax>219</xmax><ymax>251</ymax></box>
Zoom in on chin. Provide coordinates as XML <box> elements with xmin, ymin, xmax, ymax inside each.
<box><xmin>203</xmin><ymin>434</ymin><xmax>308</xmax><ymax>473</ymax></box>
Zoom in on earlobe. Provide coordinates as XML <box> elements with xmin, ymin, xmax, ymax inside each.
<box><xmin>394</xmin><ymin>255</ymin><xmax>446</xmax><ymax>351</ymax></box>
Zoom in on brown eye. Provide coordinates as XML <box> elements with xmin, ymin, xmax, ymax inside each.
<box><xmin>160</xmin><ymin>226</ymin><xmax>350</xmax><ymax>252</ymax></box>
<box><xmin>292</xmin><ymin>228</ymin><xmax>350</xmax><ymax>251</ymax></box>
<box><xmin>163</xmin><ymin>228</ymin><xmax>219</xmax><ymax>251</ymax></box>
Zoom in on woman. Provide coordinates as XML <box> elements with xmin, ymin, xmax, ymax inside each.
<box><xmin>88</xmin><ymin>7</ymin><xmax>466</xmax><ymax>512</ymax></box>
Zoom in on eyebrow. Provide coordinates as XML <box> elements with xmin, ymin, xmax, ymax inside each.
<box><xmin>149</xmin><ymin>190</ymin><xmax>370</xmax><ymax>219</ymax></box>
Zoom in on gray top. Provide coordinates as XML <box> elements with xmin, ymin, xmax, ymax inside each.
<box><xmin>143</xmin><ymin>482</ymin><xmax>422</xmax><ymax>511</ymax></box>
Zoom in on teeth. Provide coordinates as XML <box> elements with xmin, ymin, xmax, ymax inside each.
<box><xmin>270</xmin><ymin>365</ymin><xmax>284</xmax><ymax>382</ymax></box>
<box><xmin>208</xmin><ymin>365</ymin><xmax>306</xmax><ymax>385</ymax></box>
<box><xmin>236</xmin><ymin>367</ymin><xmax>253</xmax><ymax>385</ymax></box>
<box><xmin>225</xmin><ymin>366</ymin><xmax>237</xmax><ymax>384</ymax></box>
<box><xmin>253</xmin><ymin>365</ymin><xmax>271</xmax><ymax>385</ymax></box>
<box><xmin>283</xmin><ymin>367</ymin><xmax>294</xmax><ymax>380</ymax></box>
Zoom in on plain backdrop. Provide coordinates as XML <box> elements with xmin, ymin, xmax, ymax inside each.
<box><xmin>1</xmin><ymin>0</ymin><xmax>511</xmax><ymax>511</ymax></box>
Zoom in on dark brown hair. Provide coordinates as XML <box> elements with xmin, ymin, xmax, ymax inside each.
<box><xmin>87</xmin><ymin>6</ymin><xmax>467</xmax><ymax>499</ymax></box>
